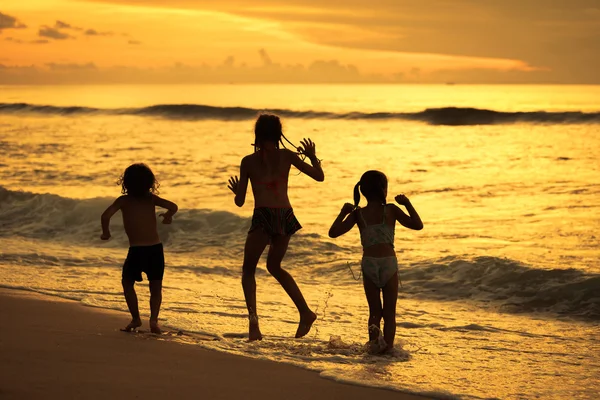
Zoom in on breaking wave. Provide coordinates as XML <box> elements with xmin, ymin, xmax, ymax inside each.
<box><xmin>1</xmin><ymin>186</ymin><xmax>598</xmax><ymax>320</ymax></box>
<box><xmin>402</xmin><ymin>257</ymin><xmax>600</xmax><ymax>320</ymax></box>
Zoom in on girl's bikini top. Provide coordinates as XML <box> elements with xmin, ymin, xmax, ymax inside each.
<box><xmin>253</xmin><ymin>169</ymin><xmax>287</xmax><ymax>196</ymax></box>
<box><xmin>358</xmin><ymin>205</ymin><xmax>395</xmax><ymax>248</ymax></box>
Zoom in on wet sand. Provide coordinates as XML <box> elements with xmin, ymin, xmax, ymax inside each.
<box><xmin>0</xmin><ymin>288</ymin><xmax>433</xmax><ymax>400</ymax></box>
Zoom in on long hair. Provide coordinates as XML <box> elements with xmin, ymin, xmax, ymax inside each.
<box><xmin>118</xmin><ymin>163</ymin><xmax>159</xmax><ymax>198</ymax></box>
<box><xmin>253</xmin><ymin>113</ymin><xmax>297</xmax><ymax>152</ymax></box>
<box><xmin>353</xmin><ymin>170</ymin><xmax>387</xmax><ymax>207</ymax></box>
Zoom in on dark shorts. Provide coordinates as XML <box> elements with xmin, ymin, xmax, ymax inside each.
<box><xmin>249</xmin><ymin>207</ymin><xmax>302</xmax><ymax>237</ymax></box>
<box><xmin>122</xmin><ymin>243</ymin><xmax>165</xmax><ymax>282</ymax></box>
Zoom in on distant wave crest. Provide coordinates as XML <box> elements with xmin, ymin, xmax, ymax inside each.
<box><xmin>1</xmin><ymin>102</ymin><xmax>600</xmax><ymax>125</ymax></box>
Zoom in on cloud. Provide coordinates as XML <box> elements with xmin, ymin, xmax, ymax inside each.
<box><xmin>39</xmin><ymin>26</ymin><xmax>73</xmax><ymax>40</ymax></box>
<box><xmin>128</xmin><ymin>40</ymin><xmax>142</xmax><ymax>45</ymax></box>
<box><xmin>222</xmin><ymin>56</ymin><xmax>235</xmax><ymax>67</ymax></box>
<box><xmin>54</xmin><ymin>20</ymin><xmax>82</xmax><ymax>31</ymax></box>
<box><xmin>0</xmin><ymin>49</ymin><xmax>544</xmax><ymax>84</ymax></box>
<box><xmin>0</xmin><ymin>55</ymin><xmax>373</xmax><ymax>84</ymax></box>
<box><xmin>259</xmin><ymin>48</ymin><xmax>273</xmax><ymax>66</ymax></box>
<box><xmin>5</xmin><ymin>37</ymin><xmax>49</xmax><ymax>45</ymax></box>
<box><xmin>55</xmin><ymin>20</ymin><xmax>71</xmax><ymax>29</ymax></box>
<box><xmin>41</xmin><ymin>20</ymin><xmax>116</xmax><ymax>39</ymax></box>
<box><xmin>84</xmin><ymin>28</ymin><xmax>113</xmax><ymax>36</ymax></box>
<box><xmin>0</xmin><ymin>12</ymin><xmax>27</xmax><ymax>32</ymax></box>
<box><xmin>45</xmin><ymin>62</ymin><xmax>97</xmax><ymax>71</ymax></box>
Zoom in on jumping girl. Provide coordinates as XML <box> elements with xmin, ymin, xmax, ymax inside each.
<box><xmin>227</xmin><ymin>114</ymin><xmax>324</xmax><ymax>341</ymax></box>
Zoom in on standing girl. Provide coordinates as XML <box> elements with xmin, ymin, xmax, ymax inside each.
<box><xmin>227</xmin><ymin>114</ymin><xmax>324</xmax><ymax>341</ymax></box>
<box><xmin>328</xmin><ymin>170</ymin><xmax>423</xmax><ymax>353</ymax></box>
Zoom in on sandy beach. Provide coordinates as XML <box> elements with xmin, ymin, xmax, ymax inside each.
<box><xmin>0</xmin><ymin>288</ymin><xmax>433</xmax><ymax>400</ymax></box>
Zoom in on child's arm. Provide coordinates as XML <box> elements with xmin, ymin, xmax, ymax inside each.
<box><xmin>289</xmin><ymin>139</ymin><xmax>325</xmax><ymax>182</ymax></box>
<box><xmin>100</xmin><ymin>196</ymin><xmax>124</xmax><ymax>240</ymax></box>
<box><xmin>153</xmin><ymin>195</ymin><xmax>178</xmax><ymax>224</ymax></box>
<box><xmin>228</xmin><ymin>157</ymin><xmax>249</xmax><ymax>207</ymax></box>
<box><xmin>392</xmin><ymin>195</ymin><xmax>423</xmax><ymax>230</ymax></box>
<box><xmin>328</xmin><ymin>203</ymin><xmax>357</xmax><ymax>238</ymax></box>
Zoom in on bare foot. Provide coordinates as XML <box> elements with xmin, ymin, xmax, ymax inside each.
<box><xmin>295</xmin><ymin>311</ymin><xmax>317</xmax><ymax>338</ymax></box>
<box><xmin>248</xmin><ymin>314</ymin><xmax>263</xmax><ymax>341</ymax></box>
<box><xmin>150</xmin><ymin>320</ymin><xmax>162</xmax><ymax>335</ymax></box>
<box><xmin>366</xmin><ymin>338</ymin><xmax>388</xmax><ymax>355</ymax></box>
<box><xmin>120</xmin><ymin>318</ymin><xmax>142</xmax><ymax>332</ymax></box>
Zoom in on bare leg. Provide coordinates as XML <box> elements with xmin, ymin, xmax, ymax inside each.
<box><xmin>149</xmin><ymin>280</ymin><xmax>162</xmax><ymax>334</ymax></box>
<box><xmin>266</xmin><ymin>235</ymin><xmax>316</xmax><ymax>338</ymax></box>
<box><xmin>362</xmin><ymin>275</ymin><xmax>383</xmax><ymax>343</ymax></box>
<box><xmin>382</xmin><ymin>272</ymin><xmax>399</xmax><ymax>352</ymax></box>
<box><xmin>242</xmin><ymin>230</ymin><xmax>270</xmax><ymax>341</ymax></box>
<box><xmin>121</xmin><ymin>279</ymin><xmax>142</xmax><ymax>331</ymax></box>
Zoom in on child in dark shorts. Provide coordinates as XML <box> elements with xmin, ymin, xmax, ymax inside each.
<box><xmin>101</xmin><ymin>163</ymin><xmax>178</xmax><ymax>334</ymax></box>
<box><xmin>227</xmin><ymin>114</ymin><xmax>324</xmax><ymax>341</ymax></box>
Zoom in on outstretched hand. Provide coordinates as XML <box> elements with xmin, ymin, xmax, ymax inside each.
<box><xmin>395</xmin><ymin>194</ymin><xmax>411</xmax><ymax>206</ymax></box>
<box><xmin>297</xmin><ymin>138</ymin><xmax>316</xmax><ymax>158</ymax></box>
<box><xmin>227</xmin><ymin>176</ymin><xmax>239</xmax><ymax>195</ymax></box>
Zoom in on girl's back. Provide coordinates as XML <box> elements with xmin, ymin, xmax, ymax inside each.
<box><xmin>356</xmin><ymin>204</ymin><xmax>396</xmax><ymax>258</ymax></box>
<box><xmin>246</xmin><ymin>149</ymin><xmax>293</xmax><ymax>208</ymax></box>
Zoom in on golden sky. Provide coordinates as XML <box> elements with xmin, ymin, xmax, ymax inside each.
<box><xmin>1</xmin><ymin>0</ymin><xmax>598</xmax><ymax>83</ymax></box>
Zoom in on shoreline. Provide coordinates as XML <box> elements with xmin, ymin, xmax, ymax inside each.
<box><xmin>0</xmin><ymin>287</ymin><xmax>435</xmax><ymax>400</ymax></box>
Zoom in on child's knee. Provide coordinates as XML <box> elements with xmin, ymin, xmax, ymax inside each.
<box><xmin>242</xmin><ymin>269</ymin><xmax>256</xmax><ymax>281</ymax></box>
<box><xmin>266</xmin><ymin>261</ymin><xmax>281</xmax><ymax>276</ymax></box>
<box><xmin>149</xmin><ymin>280</ymin><xmax>162</xmax><ymax>292</ymax></box>
<box><xmin>242</xmin><ymin>262</ymin><xmax>257</xmax><ymax>276</ymax></box>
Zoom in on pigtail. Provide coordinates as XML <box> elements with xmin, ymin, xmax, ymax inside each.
<box><xmin>353</xmin><ymin>182</ymin><xmax>361</xmax><ymax>207</ymax></box>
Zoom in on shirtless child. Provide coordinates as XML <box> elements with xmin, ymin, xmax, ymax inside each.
<box><xmin>100</xmin><ymin>163</ymin><xmax>178</xmax><ymax>334</ymax></box>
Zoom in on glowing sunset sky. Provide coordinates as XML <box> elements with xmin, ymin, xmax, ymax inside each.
<box><xmin>1</xmin><ymin>0</ymin><xmax>598</xmax><ymax>83</ymax></box>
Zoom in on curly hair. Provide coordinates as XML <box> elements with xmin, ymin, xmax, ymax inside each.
<box><xmin>353</xmin><ymin>170</ymin><xmax>388</xmax><ymax>207</ymax></box>
<box><xmin>118</xmin><ymin>163</ymin><xmax>159</xmax><ymax>198</ymax></box>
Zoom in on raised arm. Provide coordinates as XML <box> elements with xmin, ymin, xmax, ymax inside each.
<box><xmin>393</xmin><ymin>195</ymin><xmax>423</xmax><ymax>230</ymax></box>
<box><xmin>153</xmin><ymin>195</ymin><xmax>179</xmax><ymax>224</ymax></box>
<box><xmin>228</xmin><ymin>157</ymin><xmax>249</xmax><ymax>207</ymax></box>
<box><xmin>289</xmin><ymin>139</ymin><xmax>324</xmax><ymax>182</ymax></box>
<box><xmin>100</xmin><ymin>196</ymin><xmax>124</xmax><ymax>240</ymax></box>
<box><xmin>328</xmin><ymin>203</ymin><xmax>357</xmax><ymax>238</ymax></box>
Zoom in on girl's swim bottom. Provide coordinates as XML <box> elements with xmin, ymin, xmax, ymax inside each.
<box><xmin>361</xmin><ymin>256</ymin><xmax>398</xmax><ymax>288</ymax></box>
<box><xmin>249</xmin><ymin>207</ymin><xmax>302</xmax><ymax>237</ymax></box>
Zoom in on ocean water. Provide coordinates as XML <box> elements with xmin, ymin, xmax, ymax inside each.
<box><xmin>0</xmin><ymin>84</ymin><xmax>599</xmax><ymax>400</ymax></box>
